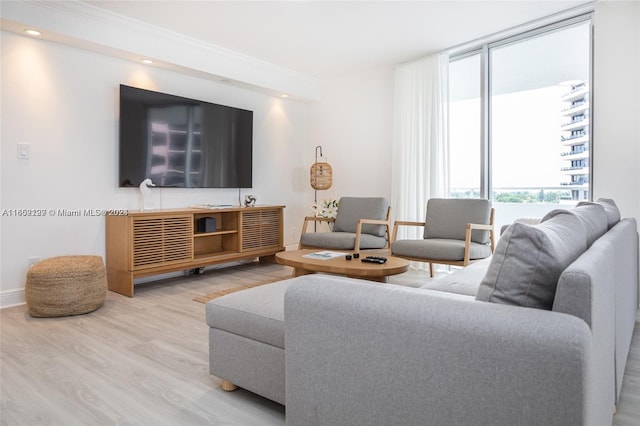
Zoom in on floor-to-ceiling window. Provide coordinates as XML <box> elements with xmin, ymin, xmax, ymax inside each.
<box><xmin>448</xmin><ymin>14</ymin><xmax>592</xmax><ymax>228</ymax></box>
<box><xmin>449</xmin><ymin>53</ymin><xmax>482</xmax><ymax>198</ymax></box>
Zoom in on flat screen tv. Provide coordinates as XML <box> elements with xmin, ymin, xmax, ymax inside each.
<box><xmin>119</xmin><ymin>85</ymin><xmax>253</xmax><ymax>188</ymax></box>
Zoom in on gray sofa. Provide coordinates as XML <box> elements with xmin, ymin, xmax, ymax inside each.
<box><xmin>206</xmin><ymin>199</ymin><xmax>639</xmax><ymax>425</ymax></box>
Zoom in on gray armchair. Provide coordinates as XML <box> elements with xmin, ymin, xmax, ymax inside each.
<box><xmin>299</xmin><ymin>197</ymin><xmax>390</xmax><ymax>252</ymax></box>
<box><xmin>391</xmin><ymin>198</ymin><xmax>495</xmax><ymax>276</ymax></box>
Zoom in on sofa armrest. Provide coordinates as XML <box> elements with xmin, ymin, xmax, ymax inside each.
<box><xmin>284</xmin><ymin>276</ymin><xmax>594</xmax><ymax>426</ymax></box>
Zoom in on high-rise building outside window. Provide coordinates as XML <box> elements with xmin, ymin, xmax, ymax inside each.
<box><xmin>559</xmin><ymin>80</ymin><xmax>590</xmax><ymax>200</ymax></box>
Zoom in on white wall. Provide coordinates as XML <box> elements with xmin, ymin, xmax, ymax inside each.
<box><xmin>306</xmin><ymin>67</ymin><xmax>395</xmax><ymax>211</ymax></box>
<box><xmin>592</xmin><ymin>0</ymin><xmax>640</xmax><ymax>221</ymax></box>
<box><xmin>0</xmin><ymin>31</ymin><xmax>309</xmax><ymax>306</ymax></box>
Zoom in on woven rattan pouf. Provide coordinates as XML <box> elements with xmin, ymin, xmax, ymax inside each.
<box><xmin>25</xmin><ymin>255</ymin><xmax>107</xmax><ymax>318</ymax></box>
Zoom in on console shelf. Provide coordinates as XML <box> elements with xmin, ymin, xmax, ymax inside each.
<box><xmin>194</xmin><ymin>230</ymin><xmax>237</xmax><ymax>237</ymax></box>
<box><xmin>106</xmin><ymin>205</ymin><xmax>285</xmax><ymax>297</ymax></box>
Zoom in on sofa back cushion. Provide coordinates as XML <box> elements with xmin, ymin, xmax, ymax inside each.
<box><xmin>475</xmin><ymin>210</ymin><xmax>587</xmax><ymax>310</ymax></box>
<box><xmin>423</xmin><ymin>198</ymin><xmax>492</xmax><ymax>244</ymax></box>
<box><xmin>333</xmin><ymin>197</ymin><xmax>388</xmax><ymax>237</ymax></box>
<box><xmin>544</xmin><ymin>203</ymin><xmax>606</xmax><ymax>247</ymax></box>
<box><xmin>578</xmin><ymin>198</ymin><xmax>620</xmax><ymax>230</ymax></box>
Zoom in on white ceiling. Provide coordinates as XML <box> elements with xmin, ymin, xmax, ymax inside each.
<box><xmin>86</xmin><ymin>0</ymin><xmax>590</xmax><ymax>81</ymax></box>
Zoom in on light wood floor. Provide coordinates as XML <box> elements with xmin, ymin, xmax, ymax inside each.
<box><xmin>1</xmin><ymin>261</ymin><xmax>638</xmax><ymax>426</ymax></box>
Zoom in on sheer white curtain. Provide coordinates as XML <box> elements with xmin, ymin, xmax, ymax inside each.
<box><xmin>391</xmin><ymin>52</ymin><xmax>449</xmax><ymax>240</ymax></box>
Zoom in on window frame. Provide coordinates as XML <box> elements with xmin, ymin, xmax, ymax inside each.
<box><xmin>448</xmin><ymin>13</ymin><xmax>594</xmax><ymax>201</ymax></box>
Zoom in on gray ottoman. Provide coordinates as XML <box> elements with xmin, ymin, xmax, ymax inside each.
<box><xmin>206</xmin><ymin>279</ymin><xmax>292</xmax><ymax>405</ymax></box>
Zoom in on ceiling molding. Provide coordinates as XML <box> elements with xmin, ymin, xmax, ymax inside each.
<box><xmin>0</xmin><ymin>0</ymin><xmax>323</xmax><ymax>101</ymax></box>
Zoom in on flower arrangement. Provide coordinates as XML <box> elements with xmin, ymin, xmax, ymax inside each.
<box><xmin>311</xmin><ymin>199</ymin><xmax>338</xmax><ymax>218</ymax></box>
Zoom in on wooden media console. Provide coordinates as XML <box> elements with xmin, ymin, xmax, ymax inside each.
<box><xmin>105</xmin><ymin>205</ymin><xmax>285</xmax><ymax>296</ymax></box>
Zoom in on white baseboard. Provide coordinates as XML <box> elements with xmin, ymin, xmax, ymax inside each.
<box><xmin>0</xmin><ymin>288</ymin><xmax>25</xmax><ymax>309</ymax></box>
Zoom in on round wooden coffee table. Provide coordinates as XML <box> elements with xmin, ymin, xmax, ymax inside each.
<box><xmin>275</xmin><ymin>249</ymin><xmax>409</xmax><ymax>283</ymax></box>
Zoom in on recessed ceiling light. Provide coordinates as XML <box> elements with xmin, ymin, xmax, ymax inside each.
<box><xmin>141</xmin><ymin>59</ymin><xmax>154</xmax><ymax>65</ymax></box>
<box><xmin>280</xmin><ymin>94</ymin><xmax>289</xmax><ymax>98</ymax></box>
<box><xmin>25</xmin><ymin>29</ymin><xmax>42</xmax><ymax>36</ymax></box>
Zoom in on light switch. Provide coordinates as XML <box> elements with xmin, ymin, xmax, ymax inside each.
<box><xmin>17</xmin><ymin>143</ymin><xmax>30</xmax><ymax>159</ymax></box>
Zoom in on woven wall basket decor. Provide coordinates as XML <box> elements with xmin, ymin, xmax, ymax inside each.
<box><xmin>310</xmin><ymin>161</ymin><xmax>333</xmax><ymax>190</ymax></box>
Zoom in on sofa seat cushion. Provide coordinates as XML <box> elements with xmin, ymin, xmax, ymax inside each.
<box><xmin>300</xmin><ymin>231</ymin><xmax>387</xmax><ymax>250</ymax></box>
<box><xmin>206</xmin><ymin>279</ymin><xmax>293</xmax><ymax>349</ymax></box>
<box><xmin>392</xmin><ymin>238</ymin><xmax>492</xmax><ymax>261</ymax></box>
<box><xmin>476</xmin><ymin>210</ymin><xmax>587</xmax><ymax>310</ymax></box>
<box><xmin>421</xmin><ymin>257</ymin><xmax>492</xmax><ymax>296</ymax></box>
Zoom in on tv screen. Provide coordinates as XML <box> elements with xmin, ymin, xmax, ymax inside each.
<box><xmin>119</xmin><ymin>85</ymin><xmax>253</xmax><ymax>188</ymax></box>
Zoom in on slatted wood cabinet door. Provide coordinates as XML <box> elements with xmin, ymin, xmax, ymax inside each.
<box><xmin>240</xmin><ymin>209</ymin><xmax>283</xmax><ymax>251</ymax></box>
<box><xmin>106</xmin><ymin>206</ymin><xmax>285</xmax><ymax>297</ymax></box>
<box><xmin>132</xmin><ymin>215</ymin><xmax>193</xmax><ymax>269</ymax></box>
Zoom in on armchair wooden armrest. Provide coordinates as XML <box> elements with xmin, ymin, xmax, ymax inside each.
<box><xmin>391</xmin><ymin>220</ymin><xmax>426</xmax><ymax>243</ymax></box>
<box><xmin>467</xmin><ymin>223</ymin><xmax>493</xmax><ymax>230</ymax></box>
<box><xmin>466</xmin><ymin>222</ymin><xmax>495</xmax><ymax>254</ymax></box>
<box><xmin>463</xmin><ymin>208</ymin><xmax>496</xmax><ymax>262</ymax></box>
<box><xmin>353</xmin><ymin>207</ymin><xmax>392</xmax><ymax>253</ymax></box>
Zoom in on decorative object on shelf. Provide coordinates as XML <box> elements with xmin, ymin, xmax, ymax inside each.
<box><xmin>310</xmin><ymin>146</ymin><xmax>333</xmax><ymax>190</ymax></box>
<box><xmin>244</xmin><ymin>194</ymin><xmax>257</xmax><ymax>207</ymax></box>
<box><xmin>139</xmin><ymin>178</ymin><xmax>155</xmax><ymax>211</ymax></box>
<box><xmin>311</xmin><ymin>199</ymin><xmax>339</xmax><ymax>218</ymax></box>
<box><xmin>197</xmin><ymin>217</ymin><xmax>217</xmax><ymax>233</ymax></box>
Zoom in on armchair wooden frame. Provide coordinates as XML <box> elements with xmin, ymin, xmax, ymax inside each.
<box><xmin>391</xmin><ymin>208</ymin><xmax>495</xmax><ymax>277</ymax></box>
<box><xmin>299</xmin><ymin>207</ymin><xmax>392</xmax><ymax>253</ymax></box>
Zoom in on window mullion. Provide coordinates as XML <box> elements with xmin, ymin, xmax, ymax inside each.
<box><xmin>480</xmin><ymin>46</ymin><xmax>490</xmax><ymax>200</ymax></box>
